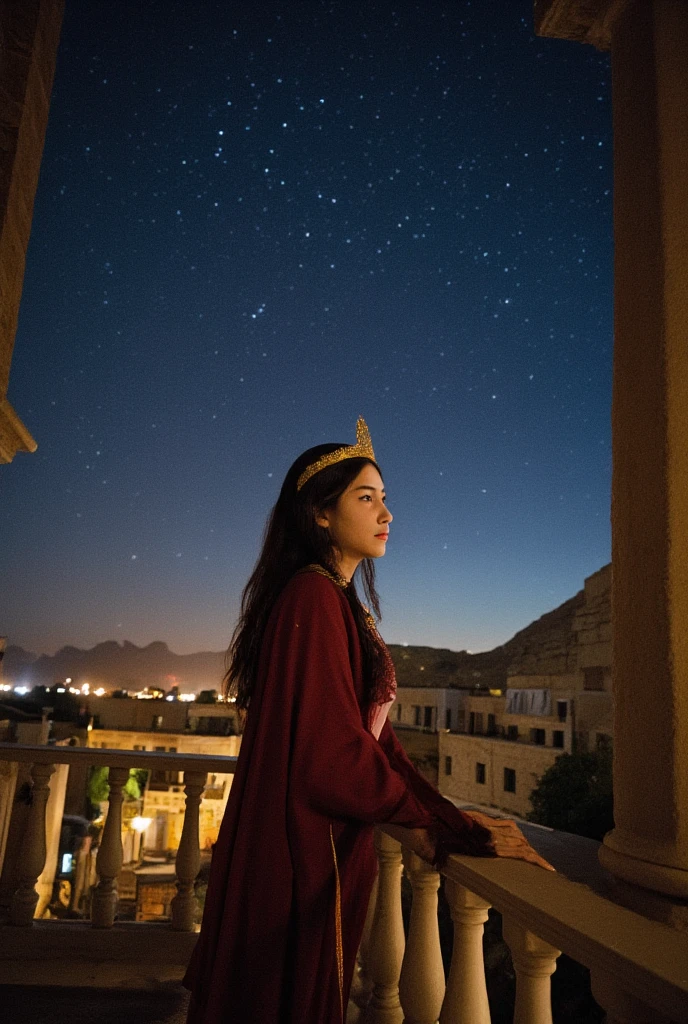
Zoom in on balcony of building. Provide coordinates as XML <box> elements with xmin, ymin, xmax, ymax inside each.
<box><xmin>0</xmin><ymin>742</ymin><xmax>686</xmax><ymax>1024</ymax></box>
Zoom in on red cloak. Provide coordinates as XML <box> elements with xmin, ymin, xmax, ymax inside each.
<box><xmin>183</xmin><ymin>570</ymin><xmax>491</xmax><ymax>1024</ymax></box>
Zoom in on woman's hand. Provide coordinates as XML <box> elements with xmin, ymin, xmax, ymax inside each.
<box><xmin>402</xmin><ymin>827</ymin><xmax>437</xmax><ymax>864</ymax></box>
<box><xmin>464</xmin><ymin>811</ymin><xmax>555</xmax><ymax>871</ymax></box>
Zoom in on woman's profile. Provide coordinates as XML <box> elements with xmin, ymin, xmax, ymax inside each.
<box><xmin>183</xmin><ymin>417</ymin><xmax>551</xmax><ymax>1024</ymax></box>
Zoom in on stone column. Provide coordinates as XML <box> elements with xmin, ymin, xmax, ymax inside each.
<box><xmin>0</xmin><ymin>0</ymin><xmax>64</xmax><ymax>462</ymax></box>
<box><xmin>170</xmin><ymin>769</ymin><xmax>206</xmax><ymax>931</ymax></box>
<box><xmin>598</xmin><ymin>0</ymin><xmax>688</xmax><ymax>899</ymax></box>
<box><xmin>439</xmin><ymin>881</ymin><xmax>491</xmax><ymax>1024</ymax></box>
<box><xmin>10</xmin><ymin>761</ymin><xmax>56</xmax><ymax>925</ymax></box>
<box><xmin>535</xmin><ymin>0</ymin><xmax>688</xmax><ymax>900</ymax></box>
<box><xmin>503</xmin><ymin>920</ymin><xmax>560</xmax><ymax>1024</ymax></box>
<box><xmin>362</xmin><ymin>830</ymin><xmax>405</xmax><ymax>1024</ymax></box>
<box><xmin>398</xmin><ymin>850</ymin><xmax>445</xmax><ymax>1024</ymax></box>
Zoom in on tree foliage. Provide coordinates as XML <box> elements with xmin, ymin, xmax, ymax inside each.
<box><xmin>87</xmin><ymin>766</ymin><xmax>148</xmax><ymax>813</ymax></box>
<box><xmin>527</xmin><ymin>747</ymin><xmax>614</xmax><ymax>841</ymax></box>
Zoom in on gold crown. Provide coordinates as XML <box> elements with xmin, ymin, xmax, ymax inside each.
<box><xmin>296</xmin><ymin>417</ymin><xmax>376</xmax><ymax>491</ymax></box>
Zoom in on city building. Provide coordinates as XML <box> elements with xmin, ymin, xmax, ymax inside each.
<box><xmin>87</xmin><ymin>726</ymin><xmax>239</xmax><ymax>858</ymax></box>
<box><xmin>84</xmin><ymin>694</ymin><xmax>241</xmax><ymax>738</ymax></box>
<box><xmin>439</xmin><ymin>565</ymin><xmax>612</xmax><ymax>817</ymax></box>
<box><xmin>393</xmin><ymin>686</ymin><xmax>466</xmax><ymax>732</ymax></box>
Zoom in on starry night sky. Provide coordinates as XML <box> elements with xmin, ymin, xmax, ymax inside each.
<box><xmin>1</xmin><ymin>0</ymin><xmax>613</xmax><ymax>657</ymax></box>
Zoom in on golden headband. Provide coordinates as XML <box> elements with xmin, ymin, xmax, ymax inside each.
<box><xmin>296</xmin><ymin>417</ymin><xmax>376</xmax><ymax>491</ymax></box>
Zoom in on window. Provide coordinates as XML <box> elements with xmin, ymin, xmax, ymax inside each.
<box><xmin>151</xmin><ymin>715</ymin><xmax>163</xmax><ymax>730</ymax></box>
<box><xmin>557</xmin><ymin>700</ymin><xmax>568</xmax><ymax>722</ymax></box>
<box><xmin>413</xmin><ymin>705</ymin><xmax>421</xmax><ymax>726</ymax></box>
<box><xmin>584</xmin><ymin>667</ymin><xmax>605</xmax><ymax>691</ymax></box>
<box><xmin>444</xmin><ymin>756</ymin><xmax>452</xmax><ymax>776</ymax></box>
<box><xmin>423</xmin><ymin>706</ymin><xmax>433</xmax><ymax>729</ymax></box>
<box><xmin>468</xmin><ymin>712</ymin><xmax>475</xmax><ymax>734</ymax></box>
<box><xmin>530</xmin><ymin>728</ymin><xmax>546</xmax><ymax>745</ymax></box>
<box><xmin>457</xmin><ymin>710</ymin><xmax>466</xmax><ymax>733</ymax></box>
<box><xmin>553</xmin><ymin>730</ymin><xmax>565</xmax><ymax>749</ymax></box>
<box><xmin>504</xmin><ymin>768</ymin><xmax>516</xmax><ymax>793</ymax></box>
<box><xmin>475</xmin><ymin>762</ymin><xmax>486</xmax><ymax>785</ymax></box>
<box><xmin>396</xmin><ymin>703</ymin><xmax>402</xmax><ymax>721</ymax></box>
<box><xmin>506</xmin><ymin>725</ymin><xmax>519</xmax><ymax>742</ymax></box>
<box><xmin>474</xmin><ymin>712</ymin><xmax>484</xmax><ymax>735</ymax></box>
<box><xmin>133</xmin><ymin>744</ymin><xmax>146</xmax><ymax>751</ymax></box>
<box><xmin>487</xmin><ymin>713</ymin><xmax>496</xmax><ymax>735</ymax></box>
<box><xmin>445</xmin><ymin>708</ymin><xmax>452</xmax><ymax>729</ymax></box>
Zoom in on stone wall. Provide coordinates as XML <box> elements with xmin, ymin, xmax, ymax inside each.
<box><xmin>439</xmin><ymin>732</ymin><xmax>561</xmax><ymax>818</ymax></box>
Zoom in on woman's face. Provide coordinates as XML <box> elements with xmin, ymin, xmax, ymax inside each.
<box><xmin>316</xmin><ymin>463</ymin><xmax>392</xmax><ymax>578</ymax></box>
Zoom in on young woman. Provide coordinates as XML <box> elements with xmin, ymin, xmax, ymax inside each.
<box><xmin>183</xmin><ymin>418</ymin><xmax>552</xmax><ymax>1024</ymax></box>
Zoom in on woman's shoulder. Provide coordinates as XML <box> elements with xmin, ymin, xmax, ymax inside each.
<box><xmin>279</xmin><ymin>566</ymin><xmax>348</xmax><ymax>607</ymax></box>
<box><xmin>266</xmin><ymin>569</ymin><xmax>354</xmax><ymax>642</ymax></box>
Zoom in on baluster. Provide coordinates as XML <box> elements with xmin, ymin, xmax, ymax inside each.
<box><xmin>591</xmin><ymin>969</ymin><xmax>669</xmax><ymax>1024</ymax></box>
<box><xmin>399</xmin><ymin>849</ymin><xmax>445</xmax><ymax>1024</ymax></box>
<box><xmin>91</xmin><ymin>766</ymin><xmax>128</xmax><ymax>928</ymax></box>
<box><xmin>171</xmin><ymin>769</ymin><xmax>207</xmax><ymax>931</ymax></box>
<box><xmin>10</xmin><ymin>762</ymin><xmax>56</xmax><ymax>926</ymax></box>
<box><xmin>362</xmin><ymin>830</ymin><xmax>405</xmax><ymax>1024</ymax></box>
<box><xmin>439</xmin><ymin>881</ymin><xmax>491</xmax><ymax>1024</ymax></box>
<box><xmin>502</xmin><ymin>919</ymin><xmax>560</xmax><ymax>1024</ymax></box>
<box><xmin>351</xmin><ymin>872</ymin><xmax>379</xmax><ymax>1011</ymax></box>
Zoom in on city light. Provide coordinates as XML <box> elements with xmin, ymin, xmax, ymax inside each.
<box><xmin>13</xmin><ymin>686</ymin><xmax>29</xmax><ymax>696</ymax></box>
<box><xmin>130</xmin><ymin>816</ymin><xmax>152</xmax><ymax>833</ymax></box>
<box><xmin>179</xmin><ymin>693</ymin><xmax>196</xmax><ymax>702</ymax></box>
<box><xmin>94</xmin><ymin>687</ymin><xmax>106</xmax><ymax>697</ymax></box>
<box><xmin>56</xmin><ymin>687</ymin><xmax>65</xmax><ymax>693</ymax></box>
<box><xmin>81</xmin><ymin>683</ymin><xmax>90</xmax><ymax>695</ymax></box>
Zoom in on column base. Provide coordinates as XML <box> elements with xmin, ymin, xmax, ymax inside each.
<box><xmin>599</xmin><ymin>832</ymin><xmax>688</xmax><ymax>898</ymax></box>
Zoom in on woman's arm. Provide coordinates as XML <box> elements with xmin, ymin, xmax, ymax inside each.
<box><xmin>378</xmin><ymin>718</ymin><xmax>554</xmax><ymax>870</ymax></box>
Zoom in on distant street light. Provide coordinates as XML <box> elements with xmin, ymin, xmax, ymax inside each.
<box><xmin>130</xmin><ymin>816</ymin><xmax>152</xmax><ymax>834</ymax></box>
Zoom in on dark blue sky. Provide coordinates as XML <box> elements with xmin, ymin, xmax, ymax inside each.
<box><xmin>1</xmin><ymin>0</ymin><xmax>612</xmax><ymax>656</ymax></box>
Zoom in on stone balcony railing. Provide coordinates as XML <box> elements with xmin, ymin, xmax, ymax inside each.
<box><xmin>0</xmin><ymin>743</ymin><xmax>687</xmax><ymax>1024</ymax></box>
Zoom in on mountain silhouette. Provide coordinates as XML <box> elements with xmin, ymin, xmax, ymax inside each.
<box><xmin>2</xmin><ymin>567</ymin><xmax>606</xmax><ymax>694</ymax></box>
<box><xmin>3</xmin><ymin>640</ymin><xmax>226</xmax><ymax>694</ymax></box>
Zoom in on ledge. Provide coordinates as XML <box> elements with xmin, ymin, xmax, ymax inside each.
<box><xmin>534</xmin><ymin>0</ymin><xmax>628</xmax><ymax>50</ymax></box>
<box><xmin>0</xmin><ymin>742</ymin><xmax>237</xmax><ymax>775</ymax></box>
<box><xmin>0</xmin><ymin>398</ymin><xmax>37</xmax><ymax>463</ymax></box>
<box><xmin>0</xmin><ymin>920</ymin><xmax>197</xmax><ymax>987</ymax></box>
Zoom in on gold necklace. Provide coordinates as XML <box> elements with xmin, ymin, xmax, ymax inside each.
<box><xmin>299</xmin><ymin>564</ymin><xmax>380</xmax><ymax>636</ymax></box>
<box><xmin>299</xmin><ymin>562</ymin><xmax>350</xmax><ymax>590</ymax></box>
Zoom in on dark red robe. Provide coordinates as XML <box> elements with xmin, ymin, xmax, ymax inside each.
<box><xmin>183</xmin><ymin>570</ymin><xmax>491</xmax><ymax>1024</ymax></box>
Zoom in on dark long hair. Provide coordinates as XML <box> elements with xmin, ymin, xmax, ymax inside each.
<box><xmin>224</xmin><ymin>445</ymin><xmax>388</xmax><ymax>711</ymax></box>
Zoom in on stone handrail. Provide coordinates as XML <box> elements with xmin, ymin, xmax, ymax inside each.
<box><xmin>1</xmin><ymin>744</ymin><xmax>687</xmax><ymax>1022</ymax></box>
<box><xmin>360</xmin><ymin>824</ymin><xmax>688</xmax><ymax>1024</ymax></box>
<box><xmin>0</xmin><ymin>742</ymin><xmax>237</xmax><ymax>932</ymax></box>
<box><xmin>0</xmin><ymin>742</ymin><xmax>236</xmax><ymax>774</ymax></box>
